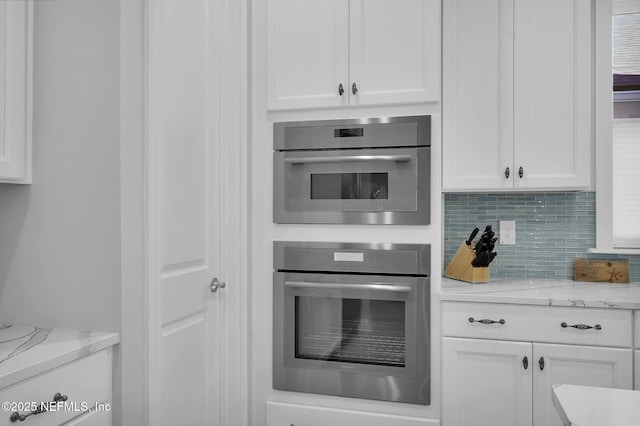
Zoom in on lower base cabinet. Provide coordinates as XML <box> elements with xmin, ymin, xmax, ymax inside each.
<box><xmin>0</xmin><ymin>349</ymin><xmax>112</xmax><ymax>426</ymax></box>
<box><xmin>266</xmin><ymin>401</ymin><xmax>439</xmax><ymax>426</ymax></box>
<box><xmin>442</xmin><ymin>337</ymin><xmax>633</xmax><ymax>426</ymax></box>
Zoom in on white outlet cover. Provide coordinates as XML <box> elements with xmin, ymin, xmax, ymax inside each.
<box><xmin>500</xmin><ymin>220</ymin><xmax>516</xmax><ymax>245</ymax></box>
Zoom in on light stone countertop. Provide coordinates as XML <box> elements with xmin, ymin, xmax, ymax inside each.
<box><xmin>441</xmin><ymin>277</ymin><xmax>640</xmax><ymax>309</ymax></box>
<box><xmin>0</xmin><ymin>324</ymin><xmax>119</xmax><ymax>389</ymax></box>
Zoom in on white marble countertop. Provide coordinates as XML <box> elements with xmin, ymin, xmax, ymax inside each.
<box><xmin>552</xmin><ymin>384</ymin><xmax>640</xmax><ymax>425</ymax></box>
<box><xmin>0</xmin><ymin>324</ymin><xmax>119</xmax><ymax>389</ymax></box>
<box><xmin>441</xmin><ymin>277</ymin><xmax>640</xmax><ymax>309</ymax></box>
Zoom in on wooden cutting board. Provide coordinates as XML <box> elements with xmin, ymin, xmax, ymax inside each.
<box><xmin>574</xmin><ymin>258</ymin><xmax>630</xmax><ymax>283</ymax></box>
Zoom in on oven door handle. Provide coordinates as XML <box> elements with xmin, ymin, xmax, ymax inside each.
<box><xmin>284</xmin><ymin>281</ymin><xmax>412</xmax><ymax>293</ymax></box>
<box><xmin>284</xmin><ymin>154</ymin><xmax>412</xmax><ymax>164</ymax></box>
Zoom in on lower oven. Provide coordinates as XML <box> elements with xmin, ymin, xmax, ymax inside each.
<box><xmin>273</xmin><ymin>241</ymin><xmax>430</xmax><ymax>405</ymax></box>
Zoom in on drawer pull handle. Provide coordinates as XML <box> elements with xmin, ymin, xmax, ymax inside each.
<box><xmin>10</xmin><ymin>393</ymin><xmax>68</xmax><ymax>423</ymax></box>
<box><xmin>469</xmin><ymin>317</ymin><xmax>505</xmax><ymax>325</ymax></box>
<box><xmin>539</xmin><ymin>356</ymin><xmax>545</xmax><ymax>371</ymax></box>
<box><xmin>560</xmin><ymin>322</ymin><xmax>601</xmax><ymax>330</ymax></box>
<box><xmin>523</xmin><ymin>356</ymin><xmax>529</xmax><ymax>369</ymax></box>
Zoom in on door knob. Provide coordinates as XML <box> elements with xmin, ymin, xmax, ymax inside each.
<box><xmin>209</xmin><ymin>277</ymin><xmax>226</xmax><ymax>293</ymax></box>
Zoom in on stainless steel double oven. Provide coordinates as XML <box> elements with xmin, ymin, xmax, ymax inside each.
<box><xmin>273</xmin><ymin>242</ymin><xmax>430</xmax><ymax>405</ymax></box>
<box><xmin>273</xmin><ymin>115</ymin><xmax>431</xmax><ymax>225</ymax></box>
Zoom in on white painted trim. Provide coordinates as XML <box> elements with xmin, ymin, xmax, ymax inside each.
<box><xmin>595</xmin><ymin>0</ymin><xmax>615</xmax><ymax>251</ymax></box>
<box><xmin>218</xmin><ymin>0</ymin><xmax>250</xmax><ymax>423</ymax></box>
<box><xmin>119</xmin><ymin>1</ymin><xmax>149</xmax><ymax>425</ymax></box>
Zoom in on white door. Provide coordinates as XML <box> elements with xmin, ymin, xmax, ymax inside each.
<box><xmin>513</xmin><ymin>0</ymin><xmax>591</xmax><ymax>190</ymax></box>
<box><xmin>349</xmin><ymin>0</ymin><xmax>440</xmax><ymax>106</ymax></box>
<box><xmin>442</xmin><ymin>338</ymin><xmax>533</xmax><ymax>426</ymax></box>
<box><xmin>532</xmin><ymin>343</ymin><xmax>633</xmax><ymax>426</ymax></box>
<box><xmin>147</xmin><ymin>1</ymin><xmax>221</xmax><ymax>425</ymax></box>
<box><xmin>442</xmin><ymin>0</ymin><xmax>514</xmax><ymax>191</ymax></box>
<box><xmin>267</xmin><ymin>0</ymin><xmax>349</xmax><ymax>110</ymax></box>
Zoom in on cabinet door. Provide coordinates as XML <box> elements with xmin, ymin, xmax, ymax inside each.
<box><xmin>442</xmin><ymin>0</ymin><xmax>514</xmax><ymax>191</ymax></box>
<box><xmin>636</xmin><ymin>350</ymin><xmax>640</xmax><ymax>391</ymax></box>
<box><xmin>267</xmin><ymin>0</ymin><xmax>349</xmax><ymax>110</ymax></box>
<box><xmin>513</xmin><ymin>0</ymin><xmax>591</xmax><ymax>190</ymax></box>
<box><xmin>0</xmin><ymin>1</ymin><xmax>31</xmax><ymax>184</ymax></box>
<box><xmin>442</xmin><ymin>337</ymin><xmax>533</xmax><ymax>426</ymax></box>
<box><xmin>532</xmin><ymin>343</ymin><xmax>633</xmax><ymax>426</ymax></box>
<box><xmin>349</xmin><ymin>0</ymin><xmax>440</xmax><ymax>106</ymax></box>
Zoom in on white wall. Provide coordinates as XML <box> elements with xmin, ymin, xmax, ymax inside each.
<box><xmin>0</xmin><ymin>0</ymin><xmax>120</xmax><ymax>332</ymax></box>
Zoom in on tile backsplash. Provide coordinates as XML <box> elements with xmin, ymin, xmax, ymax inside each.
<box><xmin>444</xmin><ymin>192</ymin><xmax>640</xmax><ymax>282</ymax></box>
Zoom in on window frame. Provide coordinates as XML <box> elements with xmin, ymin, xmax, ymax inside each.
<box><xmin>594</xmin><ymin>0</ymin><xmax>640</xmax><ymax>254</ymax></box>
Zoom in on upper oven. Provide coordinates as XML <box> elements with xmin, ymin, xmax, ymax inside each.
<box><xmin>273</xmin><ymin>115</ymin><xmax>431</xmax><ymax>225</ymax></box>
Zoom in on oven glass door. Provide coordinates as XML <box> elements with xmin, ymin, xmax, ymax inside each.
<box><xmin>281</xmin><ymin>147</ymin><xmax>423</xmax><ymax>213</ymax></box>
<box><xmin>278</xmin><ymin>272</ymin><xmax>422</xmax><ymax>377</ymax></box>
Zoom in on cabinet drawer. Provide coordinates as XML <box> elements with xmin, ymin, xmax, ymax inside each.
<box><xmin>0</xmin><ymin>349</ymin><xmax>112</xmax><ymax>426</ymax></box>
<box><xmin>442</xmin><ymin>302</ymin><xmax>632</xmax><ymax>347</ymax></box>
<box><xmin>266</xmin><ymin>402</ymin><xmax>439</xmax><ymax>426</ymax></box>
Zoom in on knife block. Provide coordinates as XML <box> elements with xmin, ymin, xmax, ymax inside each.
<box><xmin>445</xmin><ymin>242</ymin><xmax>490</xmax><ymax>284</ymax></box>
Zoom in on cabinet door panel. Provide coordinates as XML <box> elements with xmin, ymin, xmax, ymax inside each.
<box><xmin>267</xmin><ymin>0</ymin><xmax>349</xmax><ymax>109</ymax></box>
<box><xmin>442</xmin><ymin>337</ymin><xmax>532</xmax><ymax>426</ymax></box>
<box><xmin>532</xmin><ymin>343</ymin><xmax>633</xmax><ymax>426</ymax></box>
<box><xmin>349</xmin><ymin>0</ymin><xmax>439</xmax><ymax>105</ymax></box>
<box><xmin>513</xmin><ymin>0</ymin><xmax>591</xmax><ymax>190</ymax></box>
<box><xmin>442</xmin><ymin>0</ymin><xmax>513</xmax><ymax>190</ymax></box>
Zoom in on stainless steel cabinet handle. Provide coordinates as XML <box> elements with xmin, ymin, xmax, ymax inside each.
<box><xmin>352</xmin><ymin>82</ymin><xmax>358</xmax><ymax>95</ymax></box>
<box><xmin>561</xmin><ymin>322</ymin><xmax>601</xmax><ymax>330</ymax></box>
<box><xmin>505</xmin><ymin>167</ymin><xmax>510</xmax><ymax>179</ymax></box>
<box><xmin>209</xmin><ymin>277</ymin><xmax>226</xmax><ymax>293</ymax></box>
<box><xmin>468</xmin><ymin>317</ymin><xmax>505</xmax><ymax>325</ymax></box>
<box><xmin>285</xmin><ymin>154</ymin><xmax>412</xmax><ymax>165</ymax></box>
<box><xmin>523</xmin><ymin>356</ymin><xmax>529</xmax><ymax>370</ymax></box>
<box><xmin>10</xmin><ymin>393</ymin><xmax>67</xmax><ymax>423</ymax></box>
<box><xmin>285</xmin><ymin>281</ymin><xmax>412</xmax><ymax>293</ymax></box>
<box><xmin>338</xmin><ymin>83</ymin><xmax>344</xmax><ymax>96</ymax></box>
<box><xmin>518</xmin><ymin>166</ymin><xmax>524</xmax><ymax>178</ymax></box>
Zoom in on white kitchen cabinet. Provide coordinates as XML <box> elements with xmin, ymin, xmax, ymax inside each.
<box><xmin>532</xmin><ymin>343</ymin><xmax>632</xmax><ymax>426</ymax></box>
<box><xmin>0</xmin><ymin>349</ymin><xmax>112</xmax><ymax>426</ymax></box>
<box><xmin>267</xmin><ymin>0</ymin><xmax>440</xmax><ymax>110</ymax></box>
<box><xmin>442</xmin><ymin>302</ymin><xmax>634</xmax><ymax>426</ymax></box>
<box><xmin>442</xmin><ymin>338</ymin><xmax>533</xmax><ymax>426</ymax></box>
<box><xmin>266</xmin><ymin>401</ymin><xmax>439</xmax><ymax>426</ymax></box>
<box><xmin>442</xmin><ymin>0</ymin><xmax>591</xmax><ymax>191</ymax></box>
<box><xmin>0</xmin><ymin>1</ymin><xmax>32</xmax><ymax>184</ymax></box>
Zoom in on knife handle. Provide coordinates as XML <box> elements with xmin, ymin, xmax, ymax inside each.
<box><xmin>466</xmin><ymin>228</ymin><xmax>480</xmax><ymax>245</ymax></box>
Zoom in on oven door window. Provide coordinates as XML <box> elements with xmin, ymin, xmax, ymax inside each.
<box><xmin>283</xmin><ymin>147</ymin><xmax>420</xmax><ymax>212</ymax></box>
<box><xmin>295</xmin><ymin>296</ymin><xmax>406</xmax><ymax>367</ymax></box>
<box><xmin>310</xmin><ymin>173</ymin><xmax>389</xmax><ymax>200</ymax></box>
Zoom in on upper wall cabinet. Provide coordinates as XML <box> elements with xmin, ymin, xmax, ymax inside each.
<box><xmin>267</xmin><ymin>0</ymin><xmax>440</xmax><ymax>110</ymax></box>
<box><xmin>0</xmin><ymin>1</ymin><xmax>32</xmax><ymax>184</ymax></box>
<box><xmin>442</xmin><ymin>0</ymin><xmax>591</xmax><ymax>192</ymax></box>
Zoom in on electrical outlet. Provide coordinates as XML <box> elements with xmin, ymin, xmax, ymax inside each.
<box><xmin>500</xmin><ymin>220</ymin><xmax>516</xmax><ymax>245</ymax></box>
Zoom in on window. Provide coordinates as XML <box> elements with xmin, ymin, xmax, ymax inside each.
<box><xmin>595</xmin><ymin>0</ymin><xmax>640</xmax><ymax>251</ymax></box>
